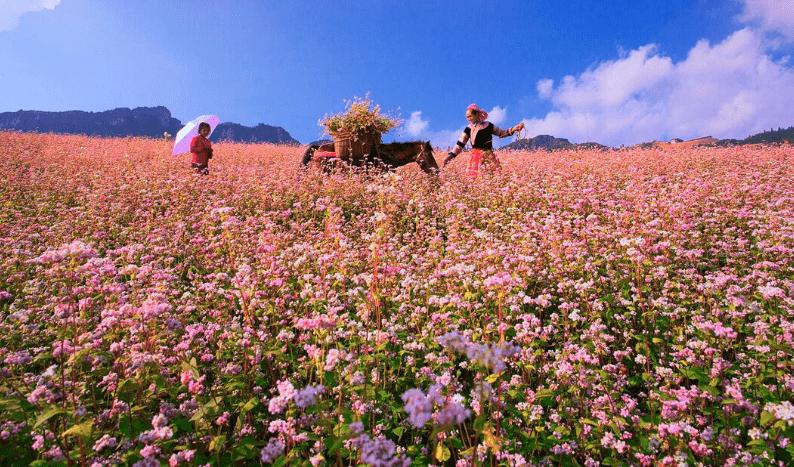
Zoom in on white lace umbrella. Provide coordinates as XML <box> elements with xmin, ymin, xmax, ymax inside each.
<box><xmin>172</xmin><ymin>114</ymin><xmax>220</xmax><ymax>155</ymax></box>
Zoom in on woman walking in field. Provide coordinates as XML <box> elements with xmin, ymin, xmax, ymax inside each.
<box><xmin>190</xmin><ymin>122</ymin><xmax>213</xmax><ymax>175</ymax></box>
<box><xmin>443</xmin><ymin>103</ymin><xmax>524</xmax><ymax>177</ymax></box>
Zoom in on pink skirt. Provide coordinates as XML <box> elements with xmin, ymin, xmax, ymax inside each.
<box><xmin>467</xmin><ymin>149</ymin><xmax>484</xmax><ymax>177</ymax></box>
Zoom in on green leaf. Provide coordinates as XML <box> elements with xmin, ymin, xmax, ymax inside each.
<box><xmin>459</xmin><ymin>447</ymin><xmax>475</xmax><ymax>459</ymax></box>
<box><xmin>116</xmin><ymin>379</ymin><xmax>138</xmax><ymax>402</ymax></box>
<box><xmin>62</xmin><ymin>420</ymin><xmax>93</xmax><ymax>439</ymax></box>
<box><xmin>209</xmin><ymin>435</ymin><xmax>227</xmax><ymax>452</ymax></box>
<box><xmin>324</xmin><ymin>436</ymin><xmax>344</xmax><ymax>455</ymax></box>
<box><xmin>239</xmin><ymin>397</ymin><xmax>258</xmax><ymax>414</ymax></box>
<box><xmin>151</xmin><ymin>374</ymin><xmax>169</xmax><ymax>391</ymax></box>
<box><xmin>535</xmin><ymin>389</ymin><xmax>556</xmax><ymax>407</ymax></box>
<box><xmin>473</xmin><ymin>416</ymin><xmax>486</xmax><ymax>432</ymax></box>
<box><xmin>0</xmin><ymin>398</ymin><xmax>21</xmax><ymax>410</ymax></box>
<box><xmin>119</xmin><ymin>417</ymin><xmax>149</xmax><ymax>439</ymax></box>
<box><xmin>0</xmin><ymin>398</ymin><xmax>26</xmax><ymax>421</ymax></box>
<box><xmin>681</xmin><ymin>366</ymin><xmax>707</xmax><ymax>383</ymax></box>
<box><xmin>33</xmin><ymin>406</ymin><xmax>65</xmax><ymax>430</ymax></box>
<box><xmin>323</xmin><ymin>372</ymin><xmax>338</xmax><ymax>387</ymax></box>
<box><xmin>172</xmin><ymin>416</ymin><xmax>192</xmax><ymax>433</ymax></box>
<box><xmin>224</xmin><ymin>380</ymin><xmax>247</xmax><ymax>391</ymax></box>
<box><xmin>232</xmin><ymin>437</ymin><xmax>257</xmax><ymax>461</ymax></box>
<box><xmin>434</xmin><ymin>442</ymin><xmax>451</xmax><ymax>462</ymax></box>
<box><xmin>202</xmin><ymin>399</ymin><xmax>219</xmax><ymax>414</ymax></box>
<box><xmin>747</xmin><ymin>438</ymin><xmax>769</xmax><ymax>454</ymax></box>
<box><xmin>760</xmin><ymin>411</ymin><xmax>774</xmax><ymax>426</ymax></box>
<box><xmin>189</xmin><ymin>409</ymin><xmax>205</xmax><ymax>423</ymax></box>
<box><xmin>392</xmin><ymin>426</ymin><xmax>404</xmax><ymax>438</ymax></box>
<box><xmin>482</xmin><ymin>422</ymin><xmax>502</xmax><ymax>452</ymax></box>
<box><xmin>332</xmin><ymin>422</ymin><xmax>347</xmax><ymax>437</ymax></box>
<box><xmin>33</xmin><ymin>352</ymin><xmax>52</xmax><ymax>364</ymax></box>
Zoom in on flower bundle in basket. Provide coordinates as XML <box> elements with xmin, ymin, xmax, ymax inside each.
<box><xmin>320</xmin><ymin>97</ymin><xmax>401</xmax><ymax>164</ymax></box>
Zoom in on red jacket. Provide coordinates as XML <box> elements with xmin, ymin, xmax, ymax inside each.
<box><xmin>190</xmin><ymin>135</ymin><xmax>212</xmax><ymax>164</ymax></box>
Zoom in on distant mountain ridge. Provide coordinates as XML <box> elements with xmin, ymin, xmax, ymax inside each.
<box><xmin>0</xmin><ymin>106</ymin><xmax>299</xmax><ymax>145</ymax></box>
<box><xmin>502</xmin><ymin>127</ymin><xmax>793</xmax><ymax>151</ymax></box>
<box><xmin>716</xmin><ymin>126</ymin><xmax>794</xmax><ymax>146</ymax></box>
<box><xmin>503</xmin><ymin>134</ymin><xmax>607</xmax><ymax>151</ymax></box>
<box><xmin>0</xmin><ymin>107</ymin><xmax>182</xmax><ymax>139</ymax></box>
<box><xmin>211</xmin><ymin>122</ymin><xmax>297</xmax><ymax>144</ymax></box>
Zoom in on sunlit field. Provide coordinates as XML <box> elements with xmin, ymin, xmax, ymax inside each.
<box><xmin>1</xmin><ymin>131</ymin><xmax>792</xmax><ymax>466</ymax></box>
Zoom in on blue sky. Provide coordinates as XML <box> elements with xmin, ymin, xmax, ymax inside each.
<box><xmin>1</xmin><ymin>0</ymin><xmax>793</xmax><ymax>146</ymax></box>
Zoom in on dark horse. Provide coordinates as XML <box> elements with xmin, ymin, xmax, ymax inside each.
<box><xmin>301</xmin><ymin>141</ymin><xmax>439</xmax><ymax>174</ymax></box>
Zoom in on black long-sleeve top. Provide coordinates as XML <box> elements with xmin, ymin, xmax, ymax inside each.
<box><xmin>450</xmin><ymin>121</ymin><xmax>515</xmax><ymax>156</ymax></box>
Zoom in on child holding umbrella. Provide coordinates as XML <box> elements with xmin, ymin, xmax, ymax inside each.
<box><xmin>190</xmin><ymin>122</ymin><xmax>214</xmax><ymax>175</ymax></box>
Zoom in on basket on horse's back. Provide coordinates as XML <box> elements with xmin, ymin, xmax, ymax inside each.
<box><xmin>332</xmin><ymin>129</ymin><xmax>381</xmax><ymax>165</ymax></box>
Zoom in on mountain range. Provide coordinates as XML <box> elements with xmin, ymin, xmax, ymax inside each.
<box><xmin>715</xmin><ymin>126</ymin><xmax>794</xmax><ymax>146</ymax></box>
<box><xmin>0</xmin><ymin>106</ymin><xmax>299</xmax><ymax>145</ymax></box>
<box><xmin>503</xmin><ymin>127</ymin><xmax>793</xmax><ymax>151</ymax></box>
<box><xmin>502</xmin><ymin>134</ymin><xmax>608</xmax><ymax>151</ymax></box>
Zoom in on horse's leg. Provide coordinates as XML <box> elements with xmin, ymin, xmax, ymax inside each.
<box><xmin>301</xmin><ymin>144</ymin><xmax>320</xmax><ymax>167</ymax></box>
<box><xmin>371</xmin><ymin>146</ymin><xmax>398</xmax><ymax>174</ymax></box>
<box><xmin>320</xmin><ymin>157</ymin><xmax>336</xmax><ymax>174</ymax></box>
<box><xmin>311</xmin><ymin>154</ymin><xmax>340</xmax><ymax>174</ymax></box>
<box><xmin>364</xmin><ymin>145</ymin><xmax>380</xmax><ymax>173</ymax></box>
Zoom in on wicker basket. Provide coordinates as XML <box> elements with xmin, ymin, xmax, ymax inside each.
<box><xmin>332</xmin><ymin>129</ymin><xmax>381</xmax><ymax>165</ymax></box>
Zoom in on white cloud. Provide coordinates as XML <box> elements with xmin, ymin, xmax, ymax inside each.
<box><xmin>739</xmin><ymin>0</ymin><xmax>794</xmax><ymax>40</ymax></box>
<box><xmin>0</xmin><ymin>0</ymin><xmax>61</xmax><ymax>32</ymax></box>
<box><xmin>403</xmin><ymin>110</ymin><xmax>429</xmax><ymax>137</ymax></box>
<box><xmin>537</xmin><ymin>79</ymin><xmax>554</xmax><ymax>99</ymax></box>
<box><xmin>487</xmin><ymin>105</ymin><xmax>507</xmax><ymax>125</ymax></box>
<box><xmin>522</xmin><ymin>28</ymin><xmax>794</xmax><ymax>146</ymax></box>
<box><xmin>400</xmin><ymin>105</ymin><xmax>514</xmax><ymax>148</ymax></box>
<box><xmin>427</xmin><ymin>128</ymin><xmax>465</xmax><ymax>149</ymax></box>
<box><xmin>399</xmin><ymin>113</ymin><xmax>462</xmax><ymax>148</ymax></box>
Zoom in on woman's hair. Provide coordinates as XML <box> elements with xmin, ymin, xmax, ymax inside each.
<box><xmin>466</xmin><ymin>103</ymin><xmax>488</xmax><ymax>120</ymax></box>
<box><xmin>198</xmin><ymin>122</ymin><xmax>211</xmax><ymax>132</ymax></box>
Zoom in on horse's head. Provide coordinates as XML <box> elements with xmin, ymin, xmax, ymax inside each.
<box><xmin>358</xmin><ymin>141</ymin><xmax>439</xmax><ymax>175</ymax></box>
<box><xmin>417</xmin><ymin>141</ymin><xmax>439</xmax><ymax>175</ymax></box>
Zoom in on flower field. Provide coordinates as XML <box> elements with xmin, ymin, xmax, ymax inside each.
<box><xmin>1</xmin><ymin>131</ymin><xmax>793</xmax><ymax>466</ymax></box>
